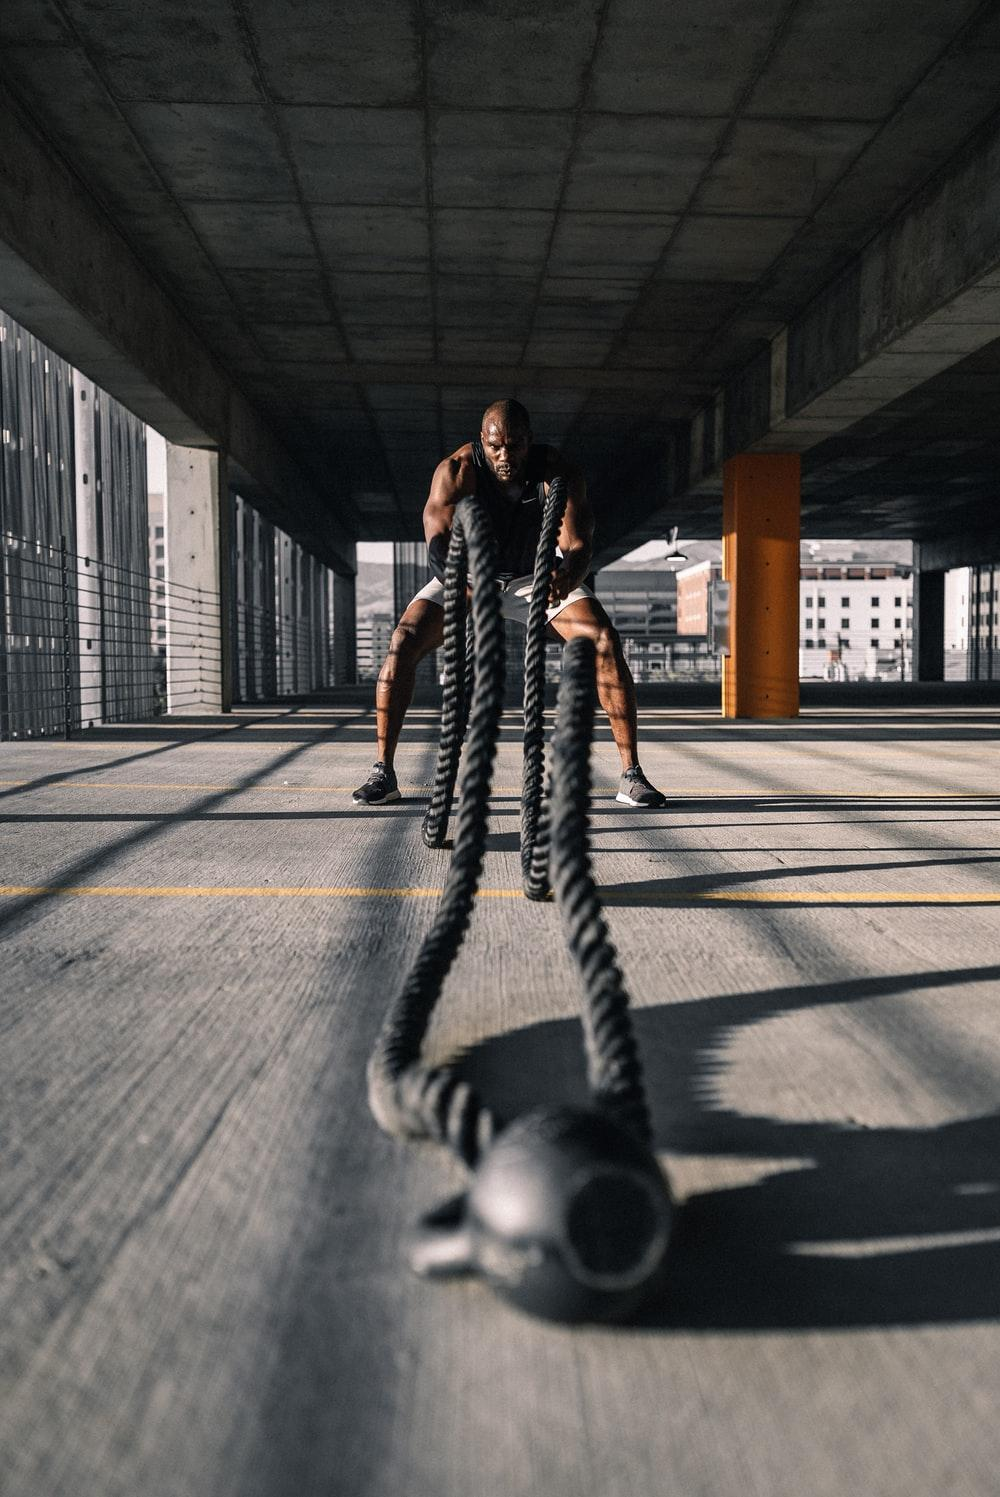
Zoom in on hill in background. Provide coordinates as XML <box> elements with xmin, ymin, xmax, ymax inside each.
<box><xmin>355</xmin><ymin>562</ymin><xmax>394</xmax><ymax>615</ymax></box>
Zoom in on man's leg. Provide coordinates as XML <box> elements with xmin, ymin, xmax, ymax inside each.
<box><xmin>548</xmin><ymin>597</ymin><xmax>666</xmax><ymax>807</ymax></box>
<box><xmin>376</xmin><ymin>599</ymin><xmax>444</xmax><ymax>765</ymax></box>
<box><xmin>354</xmin><ymin>599</ymin><xmax>444</xmax><ymax>804</ymax></box>
<box><xmin>548</xmin><ymin>598</ymin><xmax>639</xmax><ymax>768</ymax></box>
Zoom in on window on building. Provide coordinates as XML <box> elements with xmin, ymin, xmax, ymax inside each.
<box><xmin>841</xmin><ymin>596</ymin><xmax>849</xmax><ymax>607</ymax></box>
<box><xmin>817</xmin><ymin>594</ymin><xmax>826</xmax><ymax>605</ymax></box>
<box><xmin>817</xmin><ymin>617</ymin><xmax>826</xmax><ymax>627</ymax></box>
<box><xmin>871</xmin><ymin>617</ymin><xmax>879</xmax><ymax>628</ymax></box>
<box><xmin>841</xmin><ymin>617</ymin><xmax>849</xmax><ymax>628</ymax></box>
<box><xmin>894</xmin><ymin>595</ymin><xmax>902</xmax><ymax>606</ymax></box>
<box><xmin>894</xmin><ymin>617</ymin><xmax>901</xmax><ymax>629</ymax></box>
<box><xmin>804</xmin><ymin>638</ymin><xmax>813</xmax><ymax>649</ymax></box>
<box><xmin>156</xmin><ymin>565</ymin><xmax>164</xmax><ymax>579</ymax></box>
<box><xmin>817</xmin><ymin>636</ymin><xmax>826</xmax><ymax>647</ymax></box>
<box><xmin>805</xmin><ymin>599</ymin><xmax>813</xmax><ymax>610</ymax></box>
<box><xmin>871</xmin><ymin>595</ymin><xmax>880</xmax><ymax>606</ymax></box>
<box><xmin>155</xmin><ymin>544</ymin><xmax>164</xmax><ymax>559</ymax></box>
<box><xmin>155</xmin><ymin>525</ymin><xmax>164</xmax><ymax>539</ymax></box>
<box><xmin>870</xmin><ymin>637</ymin><xmax>878</xmax><ymax>647</ymax></box>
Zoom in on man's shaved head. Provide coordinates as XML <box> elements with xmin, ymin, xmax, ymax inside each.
<box><xmin>481</xmin><ymin>398</ymin><xmax>530</xmax><ymax>434</ymax></box>
<box><xmin>480</xmin><ymin>399</ymin><xmax>532</xmax><ymax>484</ymax></box>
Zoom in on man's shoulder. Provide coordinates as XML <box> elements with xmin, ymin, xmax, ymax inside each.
<box><xmin>432</xmin><ymin>444</ymin><xmax>477</xmax><ymax>499</ymax></box>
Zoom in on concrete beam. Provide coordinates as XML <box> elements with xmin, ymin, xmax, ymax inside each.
<box><xmin>0</xmin><ymin>79</ymin><xmax>355</xmax><ymax>576</ymax></box>
<box><xmin>685</xmin><ymin>107</ymin><xmax>1000</xmax><ymax>505</ymax></box>
<box><xmin>913</xmin><ymin>528</ymin><xmax>1000</xmax><ymax>572</ymax></box>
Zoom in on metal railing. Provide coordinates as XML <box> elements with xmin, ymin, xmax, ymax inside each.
<box><xmin>0</xmin><ymin>528</ymin><xmax>220</xmax><ymax>738</ymax></box>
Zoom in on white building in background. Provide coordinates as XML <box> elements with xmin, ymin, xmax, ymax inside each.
<box><xmin>672</xmin><ymin>542</ymin><xmax>914</xmax><ymax>681</ymax></box>
<box><xmin>356</xmin><ymin>612</ymin><xmax>393</xmax><ymax>680</ymax></box>
<box><xmin>148</xmin><ymin>488</ymin><xmax>167</xmax><ymax>658</ymax></box>
<box><xmin>946</xmin><ymin>568</ymin><xmax>970</xmax><ymax>658</ymax></box>
<box><xmin>798</xmin><ymin>556</ymin><xmax>913</xmax><ymax>680</ymax></box>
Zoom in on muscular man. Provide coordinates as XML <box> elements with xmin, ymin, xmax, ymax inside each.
<box><xmin>352</xmin><ymin>399</ymin><xmax>666</xmax><ymax>809</ymax></box>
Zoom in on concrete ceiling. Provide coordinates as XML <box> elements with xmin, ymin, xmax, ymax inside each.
<box><xmin>3</xmin><ymin>0</ymin><xmax>1000</xmax><ymax>551</ymax></box>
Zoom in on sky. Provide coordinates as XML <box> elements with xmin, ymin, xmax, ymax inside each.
<box><xmin>146</xmin><ymin>427</ymin><xmax>166</xmax><ymax>492</ymax></box>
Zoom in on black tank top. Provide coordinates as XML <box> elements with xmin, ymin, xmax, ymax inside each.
<box><xmin>471</xmin><ymin>441</ymin><xmax>548</xmax><ymax>577</ymax></box>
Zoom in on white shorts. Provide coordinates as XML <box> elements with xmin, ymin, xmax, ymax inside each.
<box><xmin>409</xmin><ymin>573</ymin><xmax>596</xmax><ymax>627</ymax></box>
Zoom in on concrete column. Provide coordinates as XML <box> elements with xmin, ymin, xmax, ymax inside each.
<box><xmin>164</xmin><ymin>443</ymin><xmax>229</xmax><ymax>713</ymax></box>
<box><xmin>219</xmin><ymin>476</ymin><xmax>235</xmax><ymax>711</ymax></box>
<box><xmin>912</xmin><ymin>548</ymin><xmax>945</xmax><ymax>682</ymax></box>
<box><xmin>332</xmin><ymin>572</ymin><xmax>356</xmax><ymax>685</ymax></box>
<box><xmin>722</xmin><ymin>453</ymin><xmax>801</xmax><ymax>719</ymax></box>
<box><xmin>72</xmin><ymin>374</ymin><xmax>102</xmax><ymax>728</ymax></box>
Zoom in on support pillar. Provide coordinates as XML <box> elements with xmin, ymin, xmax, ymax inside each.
<box><xmin>722</xmin><ymin>453</ymin><xmax>801</xmax><ymax>719</ymax></box>
<box><xmin>73</xmin><ymin>374</ymin><xmax>102</xmax><ymax>728</ymax></box>
<box><xmin>332</xmin><ymin>572</ymin><xmax>356</xmax><ymax>685</ymax></box>
<box><xmin>912</xmin><ymin>547</ymin><xmax>945</xmax><ymax>682</ymax></box>
<box><xmin>164</xmin><ymin>443</ymin><xmax>230</xmax><ymax>714</ymax></box>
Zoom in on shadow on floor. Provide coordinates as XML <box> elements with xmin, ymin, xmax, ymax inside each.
<box><xmin>455</xmin><ymin>963</ymin><xmax>1000</xmax><ymax>1331</ymax></box>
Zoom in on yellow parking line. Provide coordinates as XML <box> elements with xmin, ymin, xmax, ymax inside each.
<box><xmin>0</xmin><ymin>885</ymin><xmax>998</xmax><ymax>903</ymax></box>
<box><xmin>0</xmin><ymin>779</ymin><xmax>998</xmax><ymax>799</ymax></box>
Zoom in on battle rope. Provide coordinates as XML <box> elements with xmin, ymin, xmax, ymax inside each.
<box><xmin>366</xmin><ymin>498</ymin><xmax>672</xmax><ymax>1321</ymax></box>
<box><xmin>421</xmin><ymin>476</ymin><xmax>566</xmax><ymax>864</ymax></box>
<box><xmin>369</xmin><ymin>497</ymin><xmax>504</xmax><ymax>1164</ymax></box>
<box><xmin>519</xmin><ymin>476</ymin><xmax>569</xmax><ymax>900</ymax></box>
<box><xmin>548</xmin><ymin>637</ymin><xmax>653</xmax><ymax>1146</ymax></box>
<box><xmin>420</xmin><ymin>522</ymin><xmax>470</xmax><ymax>850</ymax></box>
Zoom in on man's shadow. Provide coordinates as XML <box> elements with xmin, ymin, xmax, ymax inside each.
<box><xmin>456</xmin><ymin>965</ymin><xmax>1000</xmax><ymax>1330</ymax></box>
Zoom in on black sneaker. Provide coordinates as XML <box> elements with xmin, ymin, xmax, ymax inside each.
<box><xmin>352</xmin><ymin>761</ymin><xmax>401</xmax><ymax>805</ymax></box>
<box><xmin>616</xmin><ymin>764</ymin><xmax>666</xmax><ymax>809</ymax></box>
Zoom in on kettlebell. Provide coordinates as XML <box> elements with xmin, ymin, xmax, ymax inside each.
<box><xmin>407</xmin><ymin>1105</ymin><xmax>673</xmax><ymax>1323</ymax></box>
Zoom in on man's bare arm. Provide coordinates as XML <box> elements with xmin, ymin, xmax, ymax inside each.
<box><xmin>422</xmin><ymin>449</ymin><xmax>475</xmax><ymax>577</ymax></box>
<box><xmin>544</xmin><ymin>449</ymin><xmax>592</xmax><ymax>599</ymax></box>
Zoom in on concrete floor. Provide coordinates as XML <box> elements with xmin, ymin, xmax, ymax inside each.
<box><xmin>1</xmin><ymin>697</ymin><xmax>999</xmax><ymax>1497</ymax></box>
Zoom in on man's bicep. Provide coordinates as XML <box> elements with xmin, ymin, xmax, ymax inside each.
<box><xmin>423</xmin><ymin>462</ymin><xmax>459</xmax><ymax>542</ymax></box>
<box><xmin>559</xmin><ymin>489</ymin><xmax>595</xmax><ymax>553</ymax></box>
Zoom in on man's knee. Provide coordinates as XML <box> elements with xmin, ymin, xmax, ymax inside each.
<box><xmin>380</xmin><ymin>619</ymin><xmax>428</xmax><ymax>683</ymax></box>
<box><xmin>594</xmin><ymin>622</ymin><xmax>623</xmax><ymax>665</ymax></box>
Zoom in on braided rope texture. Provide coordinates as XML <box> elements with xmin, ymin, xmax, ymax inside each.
<box><xmin>456</xmin><ymin>611</ymin><xmax>476</xmax><ymax>750</ymax></box>
<box><xmin>421</xmin><ymin>525</ymin><xmax>469</xmax><ymax>849</ymax></box>
<box><xmin>367</xmin><ymin>498</ymin><xmax>506</xmax><ymax>1168</ymax></box>
<box><xmin>520</xmin><ymin>477</ymin><xmax>568</xmax><ymax>900</ymax></box>
<box><xmin>549</xmin><ymin>637</ymin><xmax>654</xmax><ymax>1145</ymax></box>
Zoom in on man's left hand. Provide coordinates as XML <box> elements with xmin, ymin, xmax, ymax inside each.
<box><xmin>548</xmin><ymin>566</ymin><xmax>573</xmax><ymax>605</ymax></box>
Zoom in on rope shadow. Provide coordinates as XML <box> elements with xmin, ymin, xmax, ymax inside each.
<box><xmin>0</xmin><ymin>807</ymin><xmax>431</xmax><ymax>825</ymax></box>
<box><xmin>0</xmin><ymin>710</ymin><xmax>302</xmax><ymax>802</ymax></box>
<box><xmin>456</xmin><ymin>964</ymin><xmax>1000</xmax><ymax>1331</ymax></box>
<box><xmin>597</xmin><ymin>852</ymin><xmax>1000</xmax><ymax>905</ymax></box>
<box><xmin>0</xmin><ymin>713</ymin><xmax>370</xmax><ymax>936</ymax></box>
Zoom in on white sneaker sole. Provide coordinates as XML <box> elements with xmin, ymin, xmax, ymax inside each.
<box><xmin>353</xmin><ymin>788</ymin><xmax>401</xmax><ymax>805</ymax></box>
<box><xmin>615</xmin><ymin>790</ymin><xmax>664</xmax><ymax>807</ymax></box>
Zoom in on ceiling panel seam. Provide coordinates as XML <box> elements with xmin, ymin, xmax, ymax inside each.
<box><xmin>17</xmin><ymin>0</ymin><xmax>362</xmax><ymax>556</ymax></box>
<box><xmin>27</xmin><ymin>5</ymin><xmax>279</xmax><ymax>421</ymax></box>
<box><xmin>417</xmin><ymin>0</ymin><xmax>445</xmax><ymax>470</ymax></box>
<box><xmin>576</xmin><ymin>0</ymin><xmax>807</xmax><ymax>451</ymax></box>
<box><xmin>512</xmin><ymin>0</ymin><xmax>614</xmax><ymax>415</ymax></box>
<box><xmin>654</xmin><ymin>0</ymin><xmax>1000</xmax><ymax>432</ymax></box>
<box><xmin>230</xmin><ymin>0</ymin><xmax>387</xmax><ymax>529</ymax></box>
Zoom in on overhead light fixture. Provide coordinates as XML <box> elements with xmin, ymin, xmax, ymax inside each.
<box><xmin>663</xmin><ymin>526</ymin><xmax>688</xmax><ymax>566</ymax></box>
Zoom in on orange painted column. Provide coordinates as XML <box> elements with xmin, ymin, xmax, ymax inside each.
<box><xmin>722</xmin><ymin>453</ymin><xmax>801</xmax><ymax>718</ymax></box>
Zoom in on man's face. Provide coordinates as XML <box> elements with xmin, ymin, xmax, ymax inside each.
<box><xmin>481</xmin><ymin>419</ymin><xmax>531</xmax><ymax>483</ymax></box>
